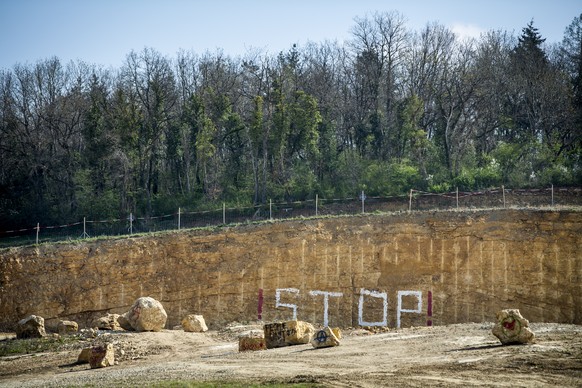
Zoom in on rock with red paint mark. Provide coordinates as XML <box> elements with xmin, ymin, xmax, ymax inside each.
<box><xmin>238</xmin><ymin>330</ymin><xmax>266</xmax><ymax>351</ymax></box>
<box><xmin>15</xmin><ymin>315</ymin><xmax>46</xmax><ymax>339</ymax></box>
<box><xmin>57</xmin><ymin>320</ymin><xmax>78</xmax><ymax>335</ymax></box>
<box><xmin>125</xmin><ymin>297</ymin><xmax>167</xmax><ymax>332</ymax></box>
<box><xmin>181</xmin><ymin>314</ymin><xmax>208</xmax><ymax>332</ymax></box>
<box><xmin>89</xmin><ymin>343</ymin><xmax>115</xmax><ymax>368</ymax></box>
<box><xmin>492</xmin><ymin>309</ymin><xmax>535</xmax><ymax>345</ymax></box>
<box><xmin>310</xmin><ymin>326</ymin><xmax>341</xmax><ymax>349</ymax></box>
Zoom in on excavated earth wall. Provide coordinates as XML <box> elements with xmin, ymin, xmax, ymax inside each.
<box><xmin>0</xmin><ymin>209</ymin><xmax>580</xmax><ymax>331</ymax></box>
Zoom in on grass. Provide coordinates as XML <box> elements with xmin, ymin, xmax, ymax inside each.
<box><xmin>0</xmin><ymin>335</ymin><xmax>85</xmax><ymax>357</ymax></box>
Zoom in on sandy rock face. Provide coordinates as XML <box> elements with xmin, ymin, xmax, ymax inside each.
<box><xmin>492</xmin><ymin>309</ymin><xmax>535</xmax><ymax>344</ymax></box>
<box><xmin>311</xmin><ymin>327</ymin><xmax>341</xmax><ymax>348</ymax></box>
<box><xmin>181</xmin><ymin>314</ymin><xmax>208</xmax><ymax>332</ymax></box>
<box><xmin>16</xmin><ymin>315</ymin><xmax>46</xmax><ymax>339</ymax></box>
<box><xmin>57</xmin><ymin>320</ymin><xmax>78</xmax><ymax>335</ymax></box>
<box><xmin>125</xmin><ymin>297</ymin><xmax>167</xmax><ymax>332</ymax></box>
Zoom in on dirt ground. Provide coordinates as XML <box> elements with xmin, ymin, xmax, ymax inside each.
<box><xmin>1</xmin><ymin>322</ymin><xmax>581</xmax><ymax>387</ymax></box>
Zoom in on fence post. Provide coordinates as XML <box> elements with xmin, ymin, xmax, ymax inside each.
<box><xmin>223</xmin><ymin>203</ymin><xmax>226</xmax><ymax>224</ymax></box>
<box><xmin>178</xmin><ymin>207</ymin><xmax>181</xmax><ymax>230</ymax></box>
<box><xmin>36</xmin><ymin>222</ymin><xmax>40</xmax><ymax>245</ymax></box>
<box><xmin>408</xmin><ymin>189</ymin><xmax>413</xmax><ymax>212</ymax></box>
<box><xmin>361</xmin><ymin>190</ymin><xmax>366</xmax><ymax>214</ymax></box>
<box><xmin>551</xmin><ymin>184</ymin><xmax>554</xmax><ymax>206</ymax></box>
<box><xmin>129</xmin><ymin>213</ymin><xmax>133</xmax><ymax>235</ymax></box>
<box><xmin>269</xmin><ymin>199</ymin><xmax>272</xmax><ymax>220</ymax></box>
<box><xmin>81</xmin><ymin>217</ymin><xmax>89</xmax><ymax>239</ymax></box>
<box><xmin>502</xmin><ymin>186</ymin><xmax>506</xmax><ymax>208</ymax></box>
<box><xmin>315</xmin><ymin>194</ymin><xmax>318</xmax><ymax>217</ymax></box>
<box><xmin>456</xmin><ymin>187</ymin><xmax>459</xmax><ymax>209</ymax></box>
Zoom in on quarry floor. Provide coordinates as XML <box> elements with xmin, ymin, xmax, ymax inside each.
<box><xmin>1</xmin><ymin>322</ymin><xmax>581</xmax><ymax>387</ymax></box>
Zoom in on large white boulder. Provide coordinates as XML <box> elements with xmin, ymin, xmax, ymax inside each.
<box><xmin>125</xmin><ymin>297</ymin><xmax>167</xmax><ymax>332</ymax></box>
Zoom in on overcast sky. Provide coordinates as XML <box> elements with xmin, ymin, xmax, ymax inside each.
<box><xmin>1</xmin><ymin>0</ymin><xmax>580</xmax><ymax>70</ymax></box>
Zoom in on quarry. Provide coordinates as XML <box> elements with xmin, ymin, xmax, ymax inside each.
<box><xmin>0</xmin><ymin>208</ymin><xmax>581</xmax><ymax>386</ymax></box>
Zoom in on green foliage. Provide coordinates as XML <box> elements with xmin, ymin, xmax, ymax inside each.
<box><xmin>428</xmin><ymin>182</ymin><xmax>452</xmax><ymax>193</ymax></box>
<box><xmin>74</xmin><ymin>169</ymin><xmax>121</xmax><ymax>219</ymax></box>
<box><xmin>450</xmin><ymin>157</ymin><xmax>502</xmax><ymax>191</ymax></box>
<box><xmin>0</xmin><ymin>335</ymin><xmax>84</xmax><ymax>357</ymax></box>
<box><xmin>150</xmin><ymin>381</ymin><xmax>320</xmax><ymax>388</ymax></box>
<box><xmin>361</xmin><ymin>160</ymin><xmax>421</xmax><ymax>196</ymax></box>
<box><xmin>286</xmin><ymin>161</ymin><xmax>318</xmax><ymax>200</ymax></box>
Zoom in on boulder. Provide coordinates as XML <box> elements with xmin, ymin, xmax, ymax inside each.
<box><xmin>264</xmin><ymin>320</ymin><xmax>316</xmax><ymax>348</ymax></box>
<box><xmin>238</xmin><ymin>330</ymin><xmax>266</xmax><ymax>352</ymax></box>
<box><xmin>77</xmin><ymin>347</ymin><xmax>92</xmax><ymax>364</ymax></box>
<box><xmin>15</xmin><ymin>315</ymin><xmax>46</xmax><ymax>339</ymax></box>
<box><xmin>283</xmin><ymin>320</ymin><xmax>315</xmax><ymax>345</ymax></box>
<box><xmin>125</xmin><ymin>297</ymin><xmax>167</xmax><ymax>332</ymax></box>
<box><xmin>117</xmin><ymin>313</ymin><xmax>134</xmax><ymax>331</ymax></box>
<box><xmin>57</xmin><ymin>320</ymin><xmax>78</xmax><ymax>335</ymax></box>
<box><xmin>263</xmin><ymin>322</ymin><xmax>287</xmax><ymax>349</ymax></box>
<box><xmin>311</xmin><ymin>327</ymin><xmax>341</xmax><ymax>349</ymax></box>
<box><xmin>181</xmin><ymin>314</ymin><xmax>208</xmax><ymax>332</ymax></box>
<box><xmin>93</xmin><ymin>314</ymin><xmax>122</xmax><ymax>330</ymax></box>
<box><xmin>492</xmin><ymin>309</ymin><xmax>535</xmax><ymax>345</ymax></box>
<box><xmin>89</xmin><ymin>343</ymin><xmax>115</xmax><ymax>368</ymax></box>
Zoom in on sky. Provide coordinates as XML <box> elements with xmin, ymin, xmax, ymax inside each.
<box><xmin>0</xmin><ymin>0</ymin><xmax>580</xmax><ymax>70</ymax></box>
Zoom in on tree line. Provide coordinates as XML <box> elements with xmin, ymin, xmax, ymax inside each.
<box><xmin>0</xmin><ymin>12</ymin><xmax>580</xmax><ymax>230</ymax></box>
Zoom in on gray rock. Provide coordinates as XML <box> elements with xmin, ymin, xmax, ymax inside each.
<box><xmin>16</xmin><ymin>315</ymin><xmax>46</xmax><ymax>339</ymax></box>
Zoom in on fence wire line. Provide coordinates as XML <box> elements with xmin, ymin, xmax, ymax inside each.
<box><xmin>0</xmin><ymin>186</ymin><xmax>579</xmax><ymax>246</ymax></box>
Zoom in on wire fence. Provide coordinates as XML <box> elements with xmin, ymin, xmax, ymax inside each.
<box><xmin>1</xmin><ymin>186</ymin><xmax>580</xmax><ymax>248</ymax></box>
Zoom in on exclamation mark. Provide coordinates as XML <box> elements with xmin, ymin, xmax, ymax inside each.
<box><xmin>427</xmin><ymin>290</ymin><xmax>433</xmax><ymax>326</ymax></box>
<box><xmin>258</xmin><ymin>288</ymin><xmax>264</xmax><ymax>320</ymax></box>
